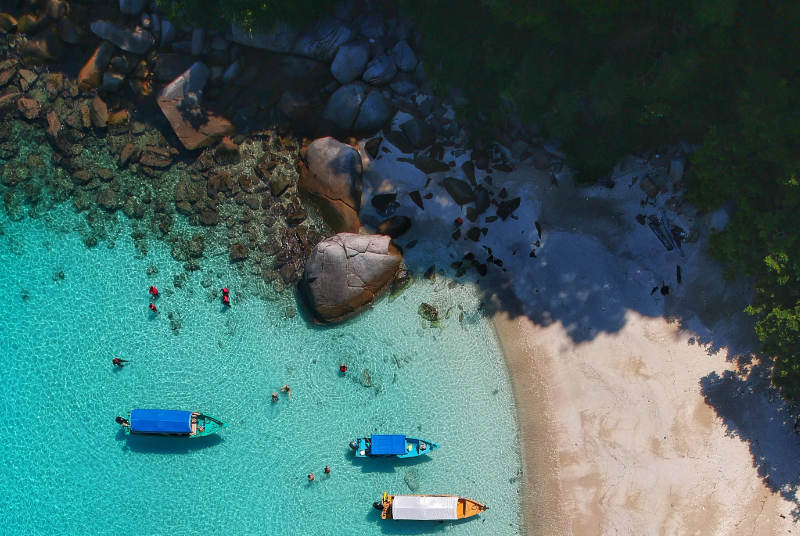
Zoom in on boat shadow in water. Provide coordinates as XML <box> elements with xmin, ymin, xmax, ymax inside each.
<box><xmin>364</xmin><ymin>507</ymin><xmax>479</xmax><ymax>534</ymax></box>
<box><xmin>115</xmin><ymin>429</ymin><xmax>224</xmax><ymax>454</ymax></box>
<box><xmin>349</xmin><ymin>450</ymin><xmax>434</xmax><ymax>473</ymax></box>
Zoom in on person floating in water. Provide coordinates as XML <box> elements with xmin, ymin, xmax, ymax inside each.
<box><xmin>281</xmin><ymin>384</ymin><xmax>291</xmax><ymax>400</ymax></box>
<box><xmin>339</xmin><ymin>363</ymin><xmax>348</xmax><ymax>374</ymax></box>
<box><xmin>324</xmin><ymin>466</ymin><xmax>331</xmax><ymax>475</ymax></box>
<box><xmin>149</xmin><ymin>286</ymin><xmax>159</xmax><ymax>298</ymax></box>
<box><xmin>272</xmin><ymin>392</ymin><xmax>279</xmax><ymax>403</ymax></box>
<box><xmin>222</xmin><ymin>294</ymin><xmax>230</xmax><ymax>307</ymax></box>
<box><xmin>115</xmin><ymin>416</ymin><xmax>130</xmax><ymax>428</ymax></box>
<box><xmin>149</xmin><ymin>303</ymin><xmax>159</xmax><ymax>314</ymax></box>
<box><xmin>112</xmin><ymin>357</ymin><xmax>129</xmax><ymax>367</ymax></box>
<box><xmin>308</xmin><ymin>472</ymin><xmax>315</xmax><ymax>482</ymax></box>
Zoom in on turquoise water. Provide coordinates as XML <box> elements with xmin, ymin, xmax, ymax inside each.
<box><xmin>0</xmin><ymin>204</ymin><xmax>523</xmax><ymax>535</ymax></box>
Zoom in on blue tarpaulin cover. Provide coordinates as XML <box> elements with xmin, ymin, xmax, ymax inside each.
<box><xmin>130</xmin><ymin>409</ymin><xmax>192</xmax><ymax>434</ymax></box>
<box><xmin>371</xmin><ymin>434</ymin><xmax>406</xmax><ymax>455</ymax></box>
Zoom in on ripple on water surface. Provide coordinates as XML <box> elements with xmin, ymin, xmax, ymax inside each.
<box><xmin>0</xmin><ymin>206</ymin><xmax>523</xmax><ymax>535</ymax></box>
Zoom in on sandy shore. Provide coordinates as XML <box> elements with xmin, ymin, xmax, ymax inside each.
<box><xmin>496</xmin><ymin>311</ymin><xmax>795</xmax><ymax>535</ymax></box>
<box><xmin>486</xmin><ymin>163</ymin><xmax>800</xmax><ymax>534</ymax></box>
<box><xmin>357</xmin><ymin>132</ymin><xmax>800</xmax><ymax>534</ymax></box>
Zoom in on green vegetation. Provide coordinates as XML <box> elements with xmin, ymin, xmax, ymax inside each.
<box><xmin>403</xmin><ymin>1</ymin><xmax>800</xmax><ymax>399</ymax></box>
<box><xmin>160</xmin><ymin>1</ymin><xmax>800</xmax><ymax>398</ymax></box>
<box><xmin>155</xmin><ymin>0</ymin><xmax>337</xmax><ymax>31</ymax></box>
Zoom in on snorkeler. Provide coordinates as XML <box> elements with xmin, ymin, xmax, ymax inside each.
<box><xmin>149</xmin><ymin>303</ymin><xmax>159</xmax><ymax>313</ymax></box>
<box><xmin>222</xmin><ymin>294</ymin><xmax>230</xmax><ymax>307</ymax></box>
<box><xmin>149</xmin><ymin>286</ymin><xmax>159</xmax><ymax>297</ymax></box>
<box><xmin>115</xmin><ymin>416</ymin><xmax>130</xmax><ymax>427</ymax></box>
<box><xmin>280</xmin><ymin>384</ymin><xmax>291</xmax><ymax>400</ymax></box>
<box><xmin>339</xmin><ymin>364</ymin><xmax>348</xmax><ymax>374</ymax></box>
<box><xmin>112</xmin><ymin>357</ymin><xmax>129</xmax><ymax>367</ymax></box>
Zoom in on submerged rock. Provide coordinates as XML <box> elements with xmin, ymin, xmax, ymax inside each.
<box><xmin>418</xmin><ymin>302</ymin><xmax>438</xmax><ymax>322</ymax></box>
<box><xmin>300</xmin><ymin>233</ymin><xmax>403</xmax><ymax>324</ymax></box>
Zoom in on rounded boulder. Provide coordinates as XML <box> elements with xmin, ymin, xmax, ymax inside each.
<box><xmin>300</xmin><ymin>233</ymin><xmax>403</xmax><ymax>324</ymax></box>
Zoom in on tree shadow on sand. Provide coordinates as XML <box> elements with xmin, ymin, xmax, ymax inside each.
<box><xmin>700</xmin><ymin>356</ymin><xmax>800</xmax><ymax>519</ymax></box>
<box><xmin>351</xmin><ymin>152</ymin><xmax>800</xmax><ymax>518</ymax></box>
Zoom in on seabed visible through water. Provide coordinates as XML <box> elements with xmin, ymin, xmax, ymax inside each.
<box><xmin>0</xmin><ymin>197</ymin><xmax>523</xmax><ymax>534</ymax></box>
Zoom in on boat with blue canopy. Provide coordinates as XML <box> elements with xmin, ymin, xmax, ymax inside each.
<box><xmin>349</xmin><ymin>434</ymin><xmax>440</xmax><ymax>458</ymax></box>
<box><xmin>116</xmin><ymin>409</ymin><xmax>226</xmax><ymax>438</ymax></box>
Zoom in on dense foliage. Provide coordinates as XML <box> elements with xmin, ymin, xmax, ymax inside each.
<box><xmin>404</xmin><ymin>0</ymin><xmax>800</xmax><ymax>400</ymax></box>
<box><xmin>155</xmin><ymin>0</ymin><xmax>337</xmax><ymax>31</ymax></box>
<box><xmin>161</xmin><ymin>0</ymin><xmax>800</xmax><ymax>398</ymax></box>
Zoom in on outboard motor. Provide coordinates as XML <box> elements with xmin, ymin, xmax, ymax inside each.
<box><xmin>349</xmin><ymin>441</ymin><xmax>359</xmax><ymax>450</ymax></box>
<box><xmin>373</xmin><ymin>501</ymin><xmax>383</xmax><ymax>511</ymax></box>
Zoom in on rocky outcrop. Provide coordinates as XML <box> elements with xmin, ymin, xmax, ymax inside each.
<box><xmin>323</xmin><ymin>82</ymin><xmax>365</xmax><ymax>130</ymax></box>
<box><xmin>157</xmin><ymin>62</ymin><xmax>234</xmax><ymax>150</ymax></box>
<box><xmin>362</xmin><ymin>54</ymin><xmax>396</xmax><ymax>86</ymax></box>
<box><xmin>331</xmin><ymin>41</ymin><xmax>369</xmax><ymax>84</ymax></box>
<box><xmin>300</xmin><ymin>233</ymin><xmax>403</xmax><ymax>324</ymax></box>
<box><xmin>353</xmin><ymin>89</ymin><xmax>392</xmax><ymax>131</ymax></box>
<box><xmin>293</xmin><ymin>18</ymin><xmax>353</xmax><ymax>61</ymax></box>
<box><xmin>90</xmin><ymin>21</ymin><xmax>154</xmax><ymax>55</ymax></box>
<box><xmin>299</xmin><ymin>137</ymin><xmax>362</xmax><ymax>232</ymax></box>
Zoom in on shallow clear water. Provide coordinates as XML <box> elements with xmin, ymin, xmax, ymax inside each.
<box><xmin>0</xmin><ymin>203</ymin><xmax>523</xmax><ymax>535</ymax></box>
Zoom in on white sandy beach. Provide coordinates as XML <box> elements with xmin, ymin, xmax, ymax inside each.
<box><xmin>359</xmin><ymin>126</ymin><xmax>800</xmax><ymax>534</ymax></box>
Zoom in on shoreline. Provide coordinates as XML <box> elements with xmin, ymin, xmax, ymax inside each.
<box><xmin>493</xmin><ymin>308</ymin><xmax>795</xmax><ymax>535</ymax></box>
<box><xmin>493</xmin><ymin>312</ymin><xmax>569</xmax><ymax>536</ymax></box>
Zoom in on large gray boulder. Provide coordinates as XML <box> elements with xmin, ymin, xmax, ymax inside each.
<box><xmin>331</xmin><ymin>41</ymin><xmax>369</xmax><ymax>84</ymax></box>
<box><xmin>390</xmin><ymin>40</ymin><xmax>417</xmax><ymax>72</ymax></box>
<box><xmin>300</xmin><ymin>233</ymin><xmax>403</xmax><ymax>324</ymax></box>
<box><xmin>362</xmin><ymin>54</ymin><xmax>397</xmax><ymax>86</ymax></box>
<box><xmin>323</xmin><ymin>82</ymin><xmax>366</xmax><ymax>130</ymax></box>
<box><xmin>157</xmin><ymin>62</ymin><xmax>234</xmax><ymax>150</ymax></box>
<box><xmin>353</xmin><ymin>89</ymin><xmax>392</xmax><ymax>132</ymax></box>
<box><xmin>229</xmin><ymin>23</ymin><xmax>297</xmax><ymax>53</ymax></box>
<box><xmin>293</xmin><ymin>18</ymin><xmax>353</xmax><ymax>61</ymax></box>
<box><xmin>299</xmin><ymin>137</ymin><xmax>362</xmax><ymax>232</ymax></box>
<box><xmin>90</xmin><ymin>20</ymin><xmax>154</xmax><ymax>54</ymax></box>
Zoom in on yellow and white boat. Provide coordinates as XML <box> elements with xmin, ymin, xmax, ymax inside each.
<box><xmin>375</xmin><ymin>492</ymin><xmax>487</xmax><ymax>520</ymax></box>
